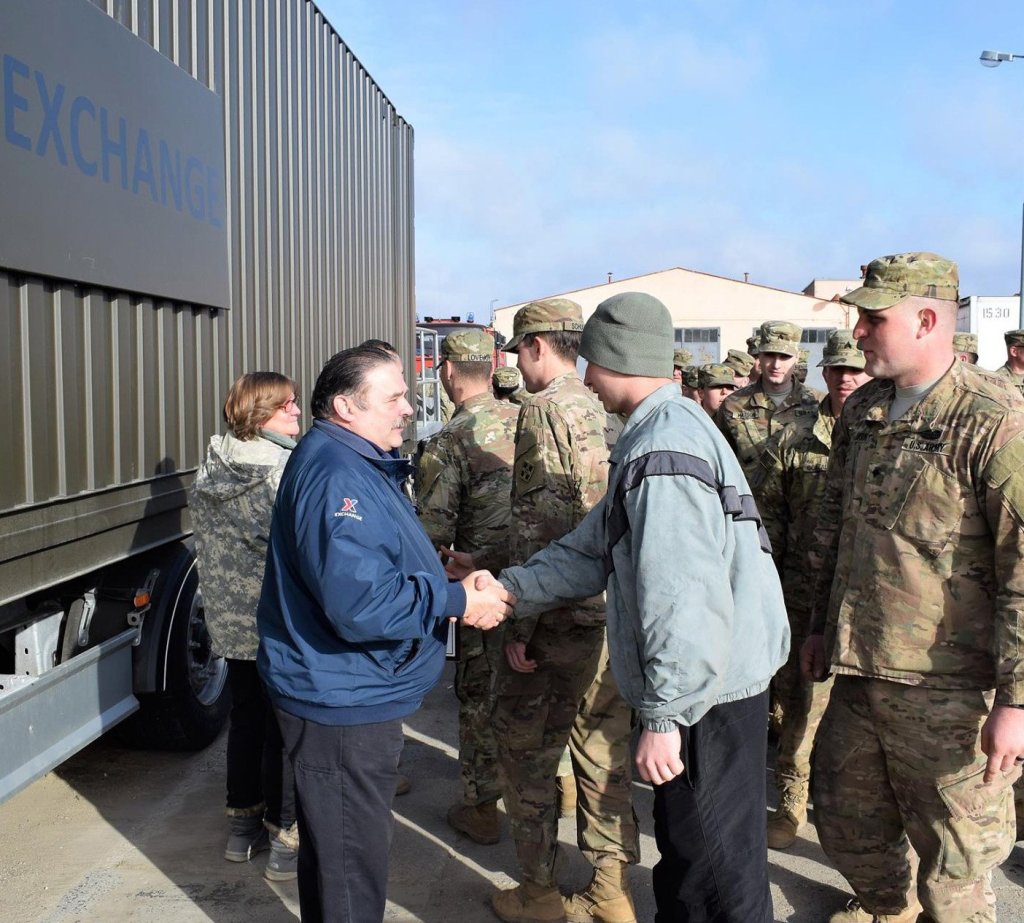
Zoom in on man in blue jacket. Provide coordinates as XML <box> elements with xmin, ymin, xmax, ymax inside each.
<box><xmin>497</xmin><ymin>293</ymin><xmax>789</xmax><ymax>923</ymax></box>
<box><xmin>257</xmin><ymin>343</ymin><xmax>513</xmax><ymax>923</ymax></box>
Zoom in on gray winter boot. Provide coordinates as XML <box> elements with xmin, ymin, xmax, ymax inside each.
<box><xmin>264</xmin><ymin>821</ymin><xmax>299</xmax><ymax>882</ymax></box>
<box><xmin>224</xmin><ymin>805</ymin><xmax>269</xmax><ymax>862</ymax></box>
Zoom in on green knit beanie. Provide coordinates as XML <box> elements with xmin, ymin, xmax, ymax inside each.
<box><xmin>579</xmin><ymin>292</ymin><xmax>674</xmax><ymax>378</ymax></box>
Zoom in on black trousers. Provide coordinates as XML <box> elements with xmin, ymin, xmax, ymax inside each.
<box><xmin>275</xmin><ymin>709</ymin><xmax>405</xmax><ymax>923</ymax></box>
<box><xmin>225</xmin><ymin>659</ymin><xmax>295</xmax><ymax>828</ymax></box>
<box><xmin>652</xmin><ymin>690</ymin><xmax>772</xmax><ymax>923</ymax></box>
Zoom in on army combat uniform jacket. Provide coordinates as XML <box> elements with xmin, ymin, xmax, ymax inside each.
<box><xmin>808</xmin><ymin>361</ymin><xmax>1024</xmax><ymax>705</ymax></box>
<box><xmin>751</xmin><ymin>397</ymin><xmax>835</xmax><ymax>630</ymax></box>
<box><xmin>715</xmin><ymin>379</ymin><xmax>822</xmax><ymax>477</ymax></box>
<box><xmin>189</xmin><ymin>431</ymin><xmax>292</xmax><ymax>660</ymax></box>
<box><xmin>416</xmin><ymin>392</ymin><xmax>518</xmax><ymax>575</ymax></box>
<box><xmin>506</xmin><ymin>372</ymin><xmax>609</xmax><ymax>643</ymax></box>
<box><xmin>994</xmin><ymin>363</ymin><xmax>1024</xmax><ymax>396</ymax></box>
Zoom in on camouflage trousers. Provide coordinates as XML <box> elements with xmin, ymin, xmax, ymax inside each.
<box><xmin>494</xmin><ymin>617</ymin><xmax>640</xmax><ymax>887</ymax></box>
<box><xmin>812</xmin><ymin>676</ymin><xmax>1019</xmax><ymax>923</ymax></box>
<box><xmin>773</xmin><ymin>628</ymin><xmax>834</xmax><ymax>794</ymax></box>
<box><xmin>454</xmin><ymin>622</ymin><xmax>505</xmax><ymax>806</ymax></box>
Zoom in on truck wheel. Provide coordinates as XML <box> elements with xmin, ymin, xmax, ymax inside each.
<box><xmin>116</xmin><ymin>548</ymin><xmax>230</xmax><ymax>750</ymax></box>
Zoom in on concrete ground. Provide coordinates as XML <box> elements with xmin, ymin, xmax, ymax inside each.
<box><xmin>2</xmin><ymin>663</ymin><xmax>1023</xmax><ymax>922</ymax></box>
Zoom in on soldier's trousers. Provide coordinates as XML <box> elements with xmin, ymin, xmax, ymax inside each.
<box><xmin>772</xmin><ymin>634</ymin><xmax>833</xmax><ymax>795</ymax></box>
<box><xmin>454</xmin><ymin>622</ymin><xmax>504</xmax><ymax>806</ymax></box>
<box><xmin>812</xmin><ymin>676</ymin><xmax>1019</xmax><ymax>923</ymax></box>
<box><xmin>494</xmin><ymin>618</ymin><xmax>639</xmax><ymax>886</ymax></box>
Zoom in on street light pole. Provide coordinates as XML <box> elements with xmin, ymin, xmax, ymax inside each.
<box><xmin>980</xmin><ymin>50</ymin><xmax>1024</xmax><ymax>327</ymax></box>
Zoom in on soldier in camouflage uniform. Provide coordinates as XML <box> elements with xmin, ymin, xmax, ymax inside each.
<box><xmin>750</xmin><ymin>331</ymin><xmax>870</xmax><ymax>851</ymax></box>
<box><xmin>481</xmin><ymin>299</ymin><xmax>640</xmax><ymax>923</ymax></box>
<box><xmin>189</xmin><ymin>372</ymin><xmax>301</xmax><ymax>880</ymax></box>
<box><xmin>672</xmin><ymin>348</ymin><xmax>693</xmax><ymax>389</ymax></box>
<box><xmin>493</xmin><ymin>364</ymin><xmax>529</xmax><ymax>404</ymax></box>
<box><xmin>698</xmin><ymin>362</ymin><xmax>738</xmax><ymax>416</ymax></box>
<box><xmin>994</xmin><ymin>329</ymin><xmax>1024</xmax><ymax>394</ymax></box>
<box><xmin>680</xmin><ymin>365</ymin><xmax>702</xmax><ymax>402</ymax></box>
<box><xmin>416</xmin><ymin>330</ymin><xmax>519</xmax><ymax>846</ymax></box>
<box><xmin>746</xmin><ymin>335</ymin><xmax>762</xmax><ymax>385</ymax></box>
<box><xmin>953</xmin><ymin>331</ymin><xmax>979</xmax><ymax>365</ymax></box>
<box><xmin>722</xmin><ymin>348</ymin><xmax>755</xmax><ymax>388</ymax></box>
<box><xmin>715</xmin><ymin>321</ymin><xmax>823</xmax><ymax>480</ymax></box>
<box><xmin>800</xmin><ymin>253</ymin><xmax>1024</xmax><ymax>923</ymax></box>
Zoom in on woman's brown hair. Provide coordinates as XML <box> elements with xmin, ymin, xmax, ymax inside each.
<box><xmin>223</xmin><ymin>372</ymin><xmax>298</xmax><ymax>440</ymax></box>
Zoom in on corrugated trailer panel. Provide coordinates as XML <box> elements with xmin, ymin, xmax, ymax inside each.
<box><xmin>0</xmin><ymin>0</ymin><xmax>415</xmax><ymax>607</ymax></box>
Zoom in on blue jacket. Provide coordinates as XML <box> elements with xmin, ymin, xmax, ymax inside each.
<box><xmin>257</xmin><ymin>419</ymin><xmax>466</xmax><ymax>725</ymax></box>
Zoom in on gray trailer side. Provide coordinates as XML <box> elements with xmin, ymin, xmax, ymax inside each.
<box><xmin>0</xmin><ymin>0</ymin><xmax>416</xmax><ymax>803</ymax></box>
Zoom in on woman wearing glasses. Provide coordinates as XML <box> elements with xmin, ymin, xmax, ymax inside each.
<box><xmin>189</xmin><ymin>372</ymin><xmax>302</xmax><ymax>881</ymax></box>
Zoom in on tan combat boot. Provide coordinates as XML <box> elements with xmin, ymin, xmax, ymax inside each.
<box><xmin>766</xmin><ymin>783</ymin><xmax>807</xmax><ymax>850</ymax></box>
<box><xmin>828</xmin><ymin>897</ymin><xmax>921</xmax><ymax>923</ymax></box>
<box><xmin>556</xmin><ymin>774</ymin><xmax>577</xmax><ymax>818</ymax></box>
<box><xmin>491</xmin><ymin>881</ymin><xmax>566</xmax><ymax>923</ymax></box>
<box><xmin>563</xmin><ymin>863</ymin><xmax>636</xmax><ymax>923</ymax></box>
<box><xmin>446</xmin><ymin>800</ymin><xmax>501</xmax><ymax>845</ymax></box>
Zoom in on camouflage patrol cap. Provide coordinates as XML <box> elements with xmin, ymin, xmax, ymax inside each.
<box><xmin>504</xmin><ymin>298</ymin><xmax>584</xmax><ymax>352</ymax></box>
<box><xmin>757</xmin><ymin>321</ymin><xmax>802</xmax><ymax>358</ymax></box>
<box><xmin>841</xmin><ymin>252</ymin><xmax>959</xmax><ymax>311</ymax></box>
<box><xmin>441</xmin><ymin>328</ymin><xmax>494</xmax><ymax>361</ymax></box>
<box><xmin>492</xmin><ymin>365</ymin><xmax>522</xmax><ymax>388</ymax></box>
<box><xmin>818</xmin><ymin>329</ymin><xmax>866</xmax><ymax>370</ymax></box>
<box><xmin>746</xmin><ymin>335</ymin><xmax>760</xmax><ymax>357</ymax></box>
<box><xmin>723</xmin><ymin>349</ymin><xmax>754</xmax><ymax>376</ymax></box>
<box><xmin>699</xmin><ymin>363</ymin><xmax>737</xmax><ymax>389</ymax></box>
<box><xmin>681</xmin><ymin>365</ymin><xmax>701</xmax><ymax>388</ymax></box>
<box><xmin>673</xmin><ymin>348</ymin><xmax>694</xmax><ymax>368</ymax></box>
<box><xmin>952</xmin><ymin>332</ymin><xmax>978</xmax><ymax>355</ymax></box>
<box><xmin>1004</xmin><ymin>329</ymin><xmax>1024</xmax><ymax>346</ymax></box>
<box><xmin>798</xmin><ymin>348</ymin><xmax>809</xmax><ymax>364</ymax></box>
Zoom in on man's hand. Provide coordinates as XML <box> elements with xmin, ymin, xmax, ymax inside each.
<box><xmin>504</xmin><ymin>641</ymin><xmax>537</xmax><ymax>673</ymax></box>
<box><xmin>635</xmin><ymin>727</ymin><xmax>685</xmax><ymax>785</ymax></box>
<box><xmin>980</xmin><ymin>705</ymin><xmax>1024</xmax><ymax>783</ymax></box>
<box><xmin>800</xmin><ymin>634</ymin><xmax>828</xmax><ymax>682</ymax></box>
<box><xmin>461</xmin><ymin>570</ymin><xmax>515</xmax><ymax>630</ymax></box>
<box><xmin>441</xmin><ymin>547</ymin><xmax>475</xmax><ymax>580</ymax></box>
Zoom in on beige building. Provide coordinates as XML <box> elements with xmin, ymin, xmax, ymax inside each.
<box><xmin>493</xmin><ymin>267</ymin><xmax>852</xmax><ymax>389</ymax></box>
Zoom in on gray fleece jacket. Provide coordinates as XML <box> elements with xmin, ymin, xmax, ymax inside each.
<box><xmin>500</xmin><ymin>383</ymin><xmax>789</xmax><ymax>730</ymax></box>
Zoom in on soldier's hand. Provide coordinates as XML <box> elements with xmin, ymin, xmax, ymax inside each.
<box><xmin>635</xmin><ymin>727</ymin><xmax>685</xmax><ymax>785</ymax></box>
<box><xmin>441</xmin><ymin>547</ymin><xmax>475</xmax><ymax>580</ymax></box>
<box><xmin>980</xmin><ymin>705</ymin><xmax>1024</xmax><ymax>783</ymax></box>
<box><xmin>504</xmin><ymin>641</ymin><xmax>537</xmax><ymax>673</ymax></box>
<box><xmin>461</xmin><ymin>571</ymin><xmax>515</xmax><ymax>630</ymax></box>
<box><xmin>800</xmin><ymin>634</ymin><xmax>828</xmax><ymax>682</ymax></box>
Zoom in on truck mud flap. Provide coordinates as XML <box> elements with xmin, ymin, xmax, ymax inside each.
<box><xmin>0</xmin><ymin>628</ymin><xmax>139</xmax><ymax>805</ymax></box>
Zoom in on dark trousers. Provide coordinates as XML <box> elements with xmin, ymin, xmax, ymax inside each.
<box><xmin>652</xmin><ymin>690</ymin><xmax>772</xmax><ymax>923</ymax></box>
<box><xmin>275</xmin><ymin>709</ymin><xmax>405</xmax><ymax>923</ymax></box>
<box><xmin>225</xmin><ymin>659</ymin><xmax>295</xmax><ymax>829</ymax></box>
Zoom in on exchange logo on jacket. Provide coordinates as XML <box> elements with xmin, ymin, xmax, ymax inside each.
<box><xmin>333</xmin><ymin>497</ymin><xmax>363</xmax><ymax>521</ymax></box>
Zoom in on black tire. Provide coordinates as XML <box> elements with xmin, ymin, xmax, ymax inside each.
<box><xmin>115</xmin><ymin>546</ymin><xmax>230</xmax><ymax>750</ymax></box>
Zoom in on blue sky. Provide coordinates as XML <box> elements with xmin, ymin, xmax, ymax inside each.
<box><xmin>318</xmin><ymin>0</ymin><xmax>1024</xmax><ymax>320</ymax></box>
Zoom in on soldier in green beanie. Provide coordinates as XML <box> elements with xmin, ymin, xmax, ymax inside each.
<box><xmin>498</xmin><ymin>291</ymin><xmax>788</xmax><ymax>923</ymax></box>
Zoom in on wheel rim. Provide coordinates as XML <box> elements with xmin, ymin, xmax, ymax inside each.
<box><xmin>187</xmin><ymin>590</ymin><xmax>228</xmax><ymax>707</ymax></box>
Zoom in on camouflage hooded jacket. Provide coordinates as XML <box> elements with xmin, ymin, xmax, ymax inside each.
<box><xmin>807</xmin><ymin>362</ymin><xmax>1024</xmax><ymax>704</ymax></box>
<box><xmin>189</xmin><ymin>431</ymin><xmax>292</xmax><ymax>660</ymax></box>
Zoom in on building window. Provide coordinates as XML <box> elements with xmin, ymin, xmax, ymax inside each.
<box><xmin>675</xmin><ymin>327</ymin><xmax>720</xmax><ymax>363</ymax></box>
<box><xmin>801</xmin><ymin>328</ymin><xmax>836</xmax><ymax>344</ymax></box>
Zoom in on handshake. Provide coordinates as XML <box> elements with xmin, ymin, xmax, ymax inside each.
<box><xmin>443</xmin><ymin>549</ymin><xmax>516</xmax><ymax>631</ymax></box>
